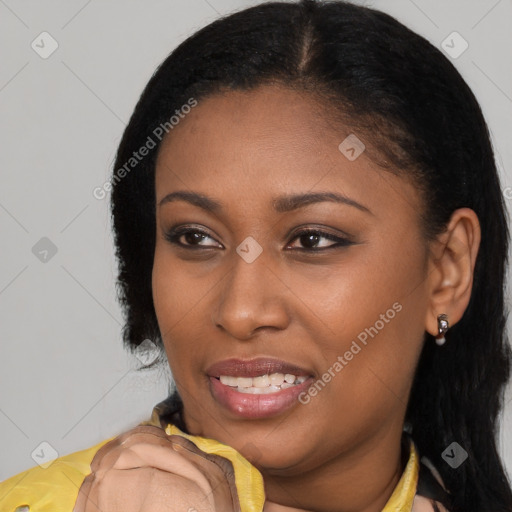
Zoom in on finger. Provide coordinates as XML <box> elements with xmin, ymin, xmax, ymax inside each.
<box><xmin>90</xmin><ymin>426</ymin><xmax>172</xmax><ymax>473</ymax></box>
<box><xmin>112</xmin><ymin>442</ymin><xmax>216</xmax><ymax>508</ymax></box>
<box><xmin>90</xmin><ymin>467</ymin><xmax>217</xmax><ymax>512</ymax></box>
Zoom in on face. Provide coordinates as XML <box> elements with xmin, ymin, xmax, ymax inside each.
<box><xmin>152</xmin><ymin>84</ymin><xmax>431</xmax><ymax>475</ymax></box>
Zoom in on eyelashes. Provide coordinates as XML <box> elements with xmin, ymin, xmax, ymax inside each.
<box><xmin>164</xmin><ymin>227</ymin><xmax>219</xmax><ymax>249</ymax></box>
<box><xmin>163</xmin><ymin>225</ymin><xmax>354</xmax><ymax>252</ymax></box>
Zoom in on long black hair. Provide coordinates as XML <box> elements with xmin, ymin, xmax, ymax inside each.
<box><xmin>110</xmin><ymin>1</ymin><xmax>512</xmax><ymax>510</ymax></box>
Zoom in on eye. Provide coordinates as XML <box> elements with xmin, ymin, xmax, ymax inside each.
<box><xmin>164</xmin><ymin>225</ymin><xmax>222</xmax><ymax>249</ymax></box>
<box><xmin>286</xmin><ymin>228</ymin><xmax>353</xmax><ymax>251</ymax></box>
<box><xmin>164</xmin><ymin>225</ymin><xmax>353</xmax><ymax>252</ymax></box>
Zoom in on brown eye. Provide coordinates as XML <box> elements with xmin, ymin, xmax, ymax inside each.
<box><xmin>164</xmin><ymin>226</ymin><xmax>222</xmax><ymax>249</ymax></box>
<box><xmin>164</xmin><ymin>225</ymin><xmax>353</xmax><ymax>252</ymax></box>
<box><xmin>287</xmin><ymin>229</ymin><xmax>353</xmax><ymax>251</ymax></box>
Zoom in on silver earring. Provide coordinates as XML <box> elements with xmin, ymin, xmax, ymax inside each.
<box><xmin>435</xmin><ymin>314</ymin><xmax>449</xmax><ymax>346</ymax></box>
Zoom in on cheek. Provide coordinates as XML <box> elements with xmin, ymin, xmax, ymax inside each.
<box><xmin>151</xmin><ymin>250</ymin><xmax>201</xmax><ymax>366</ymax></box>
<box><xmin>152</xmin><ymin>237</ymin><xmax>212</xmax><ymax>315</ymax></box>
<box><xmin>303</xmin><ymin>233</ymin><xmax>427</xmax><ymax>347</ymax></box>
<box><xmin>309</xmin><ymin>235</ymin><xmax>429</xmax><ymax>420</ymax></box>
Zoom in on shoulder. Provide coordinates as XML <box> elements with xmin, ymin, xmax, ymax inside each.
<box><xmin>0</xmin><ymin>401</ymin><xmax>171</xmax><ymax>511</ymax></box>
<box><xmin>0</xmin><ymin>436</ymin><xmax>115</xmax><ymax>512</ymax></box>
<box><xmin>0</xmin><ymin>424</ymin><xmax>184</xmax><ymax>512</ymax></box>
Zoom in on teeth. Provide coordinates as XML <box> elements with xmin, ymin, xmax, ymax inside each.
<box><xmin>238</xmin><ymin>385</ymin><xmax>282</xmax><ymax>394</ymax></box>
<box><xmin>252</xmin><ymin>375</ymin><xmax>270</xmax><ymax>387</ymax></box>
<box><xmin>269</xmin><ymin>373</ymin><xmax>285</xmax><ymax>386</ymax></box>
<box><xmin>217</xmin><ymin>372</ymin><xmax>309</xmax><ymax>392</ymax></box>
<box><xmin>220</xmin><ymin>375</ymin><xmax>237</xmax><ymax>386</ymax></box>
<box><xmin>237</xmin><ymin>377</ymin><xmax>253</xmax><ymax>388</ymax></box>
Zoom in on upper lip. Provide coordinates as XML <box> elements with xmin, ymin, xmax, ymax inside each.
<box><xmin>206</xmin><ymin>357</ymin><xmax>313</xmax><ymax>378</ymax></box>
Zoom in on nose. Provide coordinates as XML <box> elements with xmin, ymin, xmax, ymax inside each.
<box><xmin>211</xmin><ymin>250</ymin><xmax>290</xmax><ymax>340</ymax></box>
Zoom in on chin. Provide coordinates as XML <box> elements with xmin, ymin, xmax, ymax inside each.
<box><xmin>236</xmin><ymin>442</ymin><xmax>308</xmax><ymax>473</ymax></box>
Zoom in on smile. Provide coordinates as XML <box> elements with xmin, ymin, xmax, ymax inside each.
<box><xmin>216</xmin><ymin>373</ymin><xmax>308</xmax><ymax>394</ymax></box>
<box><xmin>206</xmin><ymin>357</ymin><xmax>314</xmax><ymax>418</ymax></box>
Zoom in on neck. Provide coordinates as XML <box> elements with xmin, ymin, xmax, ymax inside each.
<box><xmin>261</xmin><ymin>427</ymin><xmax>406</xmax><ymax>512</ymax></box>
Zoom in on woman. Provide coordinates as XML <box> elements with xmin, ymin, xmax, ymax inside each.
<box><xmin>1</xmin><ymin>0</ymin><xmax>511</xmax><ymax>511</ymax></box>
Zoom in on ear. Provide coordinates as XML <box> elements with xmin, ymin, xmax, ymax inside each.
<box><xmin>425</xmin><ymin>208</ymin><xmax>481</xmax><ymax>337</ymax></box>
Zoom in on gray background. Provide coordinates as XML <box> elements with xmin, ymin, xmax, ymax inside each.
<box><xmin>1</xmin><ymin>0</ymin><xmax>511</xmax><ymax>480</ymax></box>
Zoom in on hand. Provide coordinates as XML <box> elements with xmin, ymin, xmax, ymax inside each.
<box><xmin>74</xmin><ymin>425</ymin><xmax>237</xmax><ymax>512</ymax></box>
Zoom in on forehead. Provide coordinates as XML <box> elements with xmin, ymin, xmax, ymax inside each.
<box><xmin>154</xmin><ymin>85</ymin><xmax>420</xmax><ymax>221</ymax></box>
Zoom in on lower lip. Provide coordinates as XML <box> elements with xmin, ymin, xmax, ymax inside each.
<box><xmin>209</xmin><ymin>376</ymin><xmax>313</xmax><ymax>419</ymax></box>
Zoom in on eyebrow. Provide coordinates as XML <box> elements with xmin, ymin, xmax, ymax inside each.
<box><xmin>158</xmin><ymin>190</ymin><xmax>372</xmax><ymax>215</ymax></box>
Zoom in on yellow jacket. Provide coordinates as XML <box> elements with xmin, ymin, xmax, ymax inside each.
<box><xmin>0</xmin><ymin>395</ymin><xmax>450</xmax><ymax>512</ymax></box>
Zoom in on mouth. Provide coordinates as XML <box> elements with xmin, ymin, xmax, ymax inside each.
<box><xmin>206</xmin><ymin>357</ymin><xmax>314</xmax><ymax>419</ymax></box>
<box><xmin>216</xmin><ymin>373</ymin><xmax>308</xmax><ymax>393</ymax></box>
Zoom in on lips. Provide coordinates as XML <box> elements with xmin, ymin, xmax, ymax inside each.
<box><xmin>206</xmin><ymin>357</ymin><xmax>313</xmax><ymax>378</ymax></box>
<box><xmin>205</xmin><ymin>357</ymin><xmax>314</xmax><ymax>419</ymax></box>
